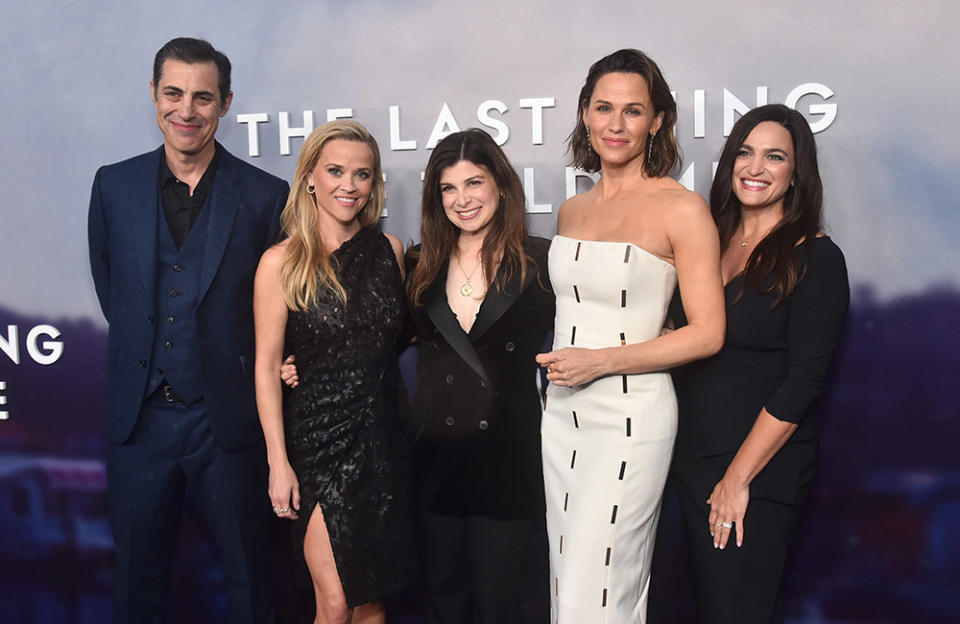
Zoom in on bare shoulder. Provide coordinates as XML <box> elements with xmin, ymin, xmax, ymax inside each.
<box><xmin>557</xmin><ymin>192</ymin><xmax>592</xmax><ymax>232</ymax></box>
<box><xmin>657</xmin><ymin>181</ymin><xmax>707</xmax><ymax>211</ymax></box>
<box><xmin>382</xmin><ymin>232</ymin><xmax>406</xmax><ymax>272</ymax></box>
<box><xmin>655</xmin><ymin>186</ymin><xmax>709</xmax><ymax>227</ymax></box>
<box><xmin>258</xmin><ymin>240</ymin><xmax>289</xmax><ymax>271</ymax></box>
<box><xmin>383</xmin><ymin>232</ymin><xmax>404</xmax><ymax>256</ymax></box>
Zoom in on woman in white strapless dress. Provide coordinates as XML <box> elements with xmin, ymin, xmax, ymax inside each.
<box><xmin>536</xmin><ymin>49</ymin><xmax>725</xmax><ymax>624</ymax></box>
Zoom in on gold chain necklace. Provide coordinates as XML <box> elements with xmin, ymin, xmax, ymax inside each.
<box><xmin>455</xmin><ymin>252</ymin><xmax>482</xmax><ymax>297</ymax></box>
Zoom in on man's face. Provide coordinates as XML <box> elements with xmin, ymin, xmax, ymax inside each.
<box><xmin>150</xmin><ymin>59</ymin><xmax>231</xmax><ymax>160</ymax></box>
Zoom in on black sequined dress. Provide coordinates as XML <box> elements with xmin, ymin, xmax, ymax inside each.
<box><xmin>284</xmin><ymin>226</ymin><xmax>416</xmax><ymax>606</ymax></box>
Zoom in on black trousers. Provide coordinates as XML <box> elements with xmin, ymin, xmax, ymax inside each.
<box><xmin>106</xmin><ymin>397</ymin><xmax>274</xmax><ymax>624</ymax></box>
<box><xmin>674</xmin><ymin>472</ymin><xmax>802</xmax><ymax>624</ymax></box>
<box><xmin>417</xmin><ymin>510</ymin><xmax>547</xmax><ymax>624</ymax></box>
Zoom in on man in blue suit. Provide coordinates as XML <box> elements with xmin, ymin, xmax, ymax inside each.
<box><xmin>88</xmin><ymin>37</ymin><xmax>289</xmax><ymax>623</ymax></box>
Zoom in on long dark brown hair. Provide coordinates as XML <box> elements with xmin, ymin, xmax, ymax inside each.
<box><xmin>407</xmin><ymin>129</ymin><xmax>530</xmax><ymax>308</ymax></box>
<box><xmin>568</xmin><ymin>48</ymin><xmax>680</xmax><ymax>177</ymax></box>
<box><xmin>711</xmin><ymin>104</ymin><xmax>823</xmax><ymax>305</ymax></box>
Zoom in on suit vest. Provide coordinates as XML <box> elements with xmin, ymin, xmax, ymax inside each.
<box><xmin>143</xmin><ymin>201</ymin><xmax>212</xmax><ymax>403</ymax></box>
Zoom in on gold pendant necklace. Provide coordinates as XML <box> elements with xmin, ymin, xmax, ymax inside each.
<box><xmin>455</xmin><ymin>252</ymin><xmax>481</xmax><ymax>297</ymax></box>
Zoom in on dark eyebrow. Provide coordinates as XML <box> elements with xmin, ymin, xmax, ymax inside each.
<box><xmin>593</xmin><ymin>98</ymin><xmax>647</xmax><ymax>110</ymax></box>
<box><xmin>739</xmin><ymin>143</ymin><xmax>788</xmax><ymax>156</ymax></box>
<box><xmin>441</xmin><ymin>174</ymin><xmax>486</xmax><ymax>186</ymax></box>
<box><xmin>160</xmin><ymin>86</ymin><xmax>217</xmax><ymax>101</ymax></box>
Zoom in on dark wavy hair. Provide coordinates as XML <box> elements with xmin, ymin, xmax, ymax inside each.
<box><xmin>407</xmin><ymin>129</ymin><xmax>530</xmax><ymax>308</ymax></box>
<box><xmin>153</xmin><ymin>37</ymin><xmax>232</xmax><ymax>104</ymax></box>
<box><xmin>568</xmin><ymin>48</ymin><xmax>680</xmax><ymax>176</ymax></box>
<box><xmin>711</xmin><ymin>104</ymin><xmax>823</xmax><ymax>306</ymax></box>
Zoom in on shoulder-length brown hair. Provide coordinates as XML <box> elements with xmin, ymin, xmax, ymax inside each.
<box><xmin>280</xmin><ymin>120</ymin><xmax>385</xmax><ymax>310</ymax></box>
<box><xmin>568</xmin><ymin>48</ymin><xmax>680</xmax><ymax>177</ymax></box>
<box><xmin>711</xmin><ymin>104</ymin><xmax>823</xmax><ymax>306</ymax></box>
<box><xmin>407</xmin><ymin>129</ymin><xmax>530</xmax><ymax>308</ymax></box>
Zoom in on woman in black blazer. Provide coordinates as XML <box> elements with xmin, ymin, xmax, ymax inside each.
<box><xmin>406</xmin><ymin>129</ymin><xmax>554</xmax><ymax>624</ymax></box>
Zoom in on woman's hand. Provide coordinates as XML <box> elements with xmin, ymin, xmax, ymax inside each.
<box><xmin>707</xmin><ymin>474</ymin><xmax>749</xmax><ymax>549</ymax></box>
<box><xmin>704</xmin><ymin>408</ymin><xmax>798</xmax><ymax>550</ymax></box>
<box><xmin>280</xmin><ymin>354</ymin><xmax>298</xmax><ymax>388</ymax></box>
<box><xmin>536</xmin><ymin>347</ymin><xmax>606</xmax><ymax>387</ymax></box>
<box><xmin>268</xmin><ymin>460</ymin><xmax>301</xmax><ymax>521</ymax></box>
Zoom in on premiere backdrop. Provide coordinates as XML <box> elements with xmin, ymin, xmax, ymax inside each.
<box><xmin>1</xmin><ymin>1</ymin><xmax>958</xmax><ymax>622</ymax></box>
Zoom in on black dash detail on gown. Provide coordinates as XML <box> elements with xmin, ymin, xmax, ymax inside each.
<box><xmin>574</xmin><ymin>284</ymin><xmax>581</xmax><ymax>303</ymax></box>
<box><xmin>559</xmin><ymin>535</ymin><xmax>564</xmax><ymax>554</ymax></box>
<box><xmin>618</xmin><ymin>461</ymin><xmax>627</xmax><ymax>480</ymax></box>
<box><xmin>571</xmin><ymin>325</ymin><xmax>577</xmax><ymax>345</ymax></box>
<box><xmin>622</xmin><ymin>375</ymin><xmax>628</xmax><ymax>394</ymax></box>
<box><xmin>563</xmin><ymin>492</ymin><xmax>569</xmax><ymax>511</ymax></box>
<box><xmin>605</xmin><ymin>547</ymin><xmax>612</xmax><ymax>566</ymax></box>
<box><xmin>570</xmin><ymin>449</ymin><xmax>577</xmax><ymax>469</ymax></box>
<box><xmin>572</xmin><ymin>410</ymin><xmax>579</xmax><ymax>428</ymax></box>
<box><xmin>555</xmin><ymin>577</ymin><xmax>559</xmax><ymax>596</ymax></box>
<box><xmin>624</xmin><ymin>245</ymin><xmax>631</xmax><ymax>262</ymax></box>
<box><xmin>575</xmin><ymin>241</ymin><xmax>582</xmax><ymax>261</ymax></box>
<box><xmin>621</xmin><ymin>289</ymin><xmax>627</xmax><ymax>307</ymax></box>
<box><xmin>610</xmin><ymin>505</ymin><xmax>619</xmax><ymax>524</ymax></box>
<box><xmin>620</xmin><ymin>332</ymin><xmax>626</xmax><ymax>346</ymax></box>
<box><xmin>626</xmin><ymin>417</ymin><xmax>632</xmax><ymax>437</ymax></box>
<box><xmin>602</xmin><ymin>588</ymin><xmax>608</xmax><ymax>607</ymax></box>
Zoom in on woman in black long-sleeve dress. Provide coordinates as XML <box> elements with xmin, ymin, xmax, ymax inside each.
<box><xmin>670</xmin><ymin>104</ymin><xmax>849</xmax><ymax>623</ymax></box>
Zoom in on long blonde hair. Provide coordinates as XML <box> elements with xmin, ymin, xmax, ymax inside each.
<box><xmin>281</xmin><ymin>120</ymin><xmax>385</xmax><ymax>310</ymax></box>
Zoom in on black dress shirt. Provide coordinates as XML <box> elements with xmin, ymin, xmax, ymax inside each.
<box><xmin>159</xmin><ymin>145</ymin><xmax>222</xmax><ymax>248</ymax></box>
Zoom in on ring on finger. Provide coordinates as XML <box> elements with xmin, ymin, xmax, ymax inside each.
<box><xmin>721</xmin><ymin>521</ymin><xmax>733</xmax><ymax>529</ymax></box>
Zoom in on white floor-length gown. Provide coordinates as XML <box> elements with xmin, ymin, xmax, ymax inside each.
<box><xmin>542</xmin><ymin>235</ymin><xmax>678</xmax><ymax>624</ymax></box>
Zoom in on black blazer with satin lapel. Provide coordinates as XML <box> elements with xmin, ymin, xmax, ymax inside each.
<box><xmin>408</xmin><ymin>236</ymin><xmax>555</xmax><ymax>519</ymax></box>
<box><xmin>88</xmin><ymin>145</ymin><xmax>289</xmax><ymax>450</ymax></box>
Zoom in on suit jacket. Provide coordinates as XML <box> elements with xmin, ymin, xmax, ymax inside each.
<box><xmin>88</xmin><ymin>145</ymin><xmax>289</xmax><ymax>450</ymax></box>
<box><xmin>408</xmin><ymin>236</ymin><xmax>555</xmax><ymax>519</ymax></box>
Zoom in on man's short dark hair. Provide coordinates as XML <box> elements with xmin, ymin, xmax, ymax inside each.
<box><xmin>153</xmin><ymin>37</ymin><xmax>232</xmax><ymax>104</ymax></box>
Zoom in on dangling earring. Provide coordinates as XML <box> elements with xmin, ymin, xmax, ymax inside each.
<box><xmin>585</xmin><ymin>126</ymin><xmax>593</xmax><ymax>152</ymax></box>
<box><xmin>646</xmin><ymin>131</ymin><xmax>657</xmax><ymax>164</ymax></box>
<box><xmin>306</xmin><ymin>184</ymin><xmax>315</xmax><ymax>195</ymax></box>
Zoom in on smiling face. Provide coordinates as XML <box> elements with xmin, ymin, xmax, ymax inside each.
<box><xmin>307</xmin><ymin>139</ymin><xmax>375</xmax><ymax>230</ymax></box>
<box><xmin>439</xmin><ymin>160</ymin><xmax>500</xmax><ymax>238</ymax></box>
<box><xmin>150</xmin><ymin>59</ymin><xmax>231</xmax><ymax>162</ymax></box>
<box><xmin>583</xmin><ymin>72</ymin><xmax>664</xmax><ymax>169</ymax></box>
<box><xmin>732</xmin><ymin>121</ymin><xmax>796</xmax><ymax>212</ymax></box>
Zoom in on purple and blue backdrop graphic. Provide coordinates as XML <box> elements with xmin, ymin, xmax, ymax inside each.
<box><xmin>2</xmin><ymin>1</ymin><xmax>958</xmax><ymax>622</ymax></box>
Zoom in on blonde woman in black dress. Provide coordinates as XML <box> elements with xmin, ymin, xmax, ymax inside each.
<box><xmin>254</xmin><ymin>120</ymin><xmax>415</xmax><ymax>624</ymax></box>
